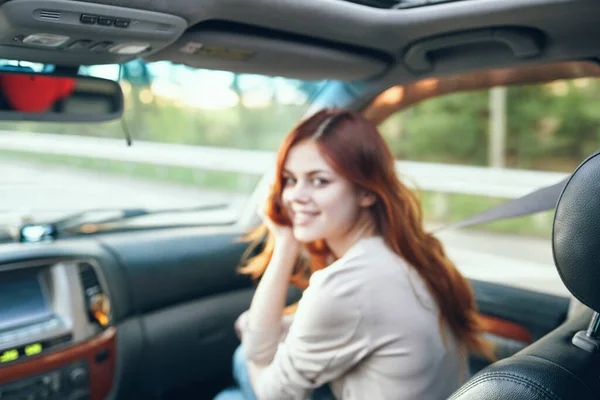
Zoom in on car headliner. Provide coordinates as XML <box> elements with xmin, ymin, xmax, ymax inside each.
<box><xmin>0</xmin><ymin>0</ymin><xmax>599</xmax><ymax>112</ymax></box>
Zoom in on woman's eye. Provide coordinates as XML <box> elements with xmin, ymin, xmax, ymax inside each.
<box><xmin>283</xmin><ymin>177</ymin><xmax>296</xmax><ymax>185</ymax></box>
<box><xmin>313</xmin><ymin>178</ymin><xmax>328</xmax><ymax>186</ymax></box>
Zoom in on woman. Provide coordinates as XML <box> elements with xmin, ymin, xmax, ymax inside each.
<box><xmin>215</xmin><ymin>109</ymin><xmax>495</xmax><ymax>400</ymax></box>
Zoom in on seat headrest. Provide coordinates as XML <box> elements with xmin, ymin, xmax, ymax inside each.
<box><xmin>553</xmin><ymin>150</ymin><xmax>600</xmax><ymax>312</ymax></box>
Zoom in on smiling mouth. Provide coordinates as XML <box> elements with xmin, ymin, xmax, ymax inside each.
<box><xmin>292</xmin><ymin>211</ymin><xmax>320</xmax><ymax>226</ymax></box>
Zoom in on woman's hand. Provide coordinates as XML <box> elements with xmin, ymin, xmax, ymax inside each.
<box><xmin>259</xmin><ymin>187</ymin><xmax>300</xmax><ymax>254</ymax></box>
<box><xmin>258</xmin><ymin>199</ymin><xmax>300</xmax><ymax>254</ymax></box>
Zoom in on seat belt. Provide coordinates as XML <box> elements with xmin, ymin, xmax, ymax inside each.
<box><xmin>431</xmin><ymin>177</ymin><xmax>570</xmax><ymax>232</ymax></box>
<box><xmin>433</xmin><ymin>149</ymin><xmax>600</xmax><ymax>231</ymax></box>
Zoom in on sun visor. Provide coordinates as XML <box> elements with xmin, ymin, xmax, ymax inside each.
<box><xmin>0</xmin><ymin>0</ymin><xmax>187</xmax><ymax>66</ymax></box>
<box><xmin>145</xmin><ymin>22</ymin><xmax>391</xmax><ymax>81</ymax></box>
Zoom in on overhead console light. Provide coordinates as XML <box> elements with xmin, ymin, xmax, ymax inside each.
<box><xmin>22</xmin><ymin>33</ymin><xmax>69</xmax><ymax>47</ymax></box>
<box><xmin>0</xmin><ymin>0</ymin><xmax>187</xmax><ymax>65</ymax></box>
<box><xmin>109</xmin><ymin>43</ymin><xmax>151</xmax><ymax>55</ymax></box>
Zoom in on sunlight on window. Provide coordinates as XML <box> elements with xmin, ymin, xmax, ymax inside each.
<box><xmin>548</xmin><ymin>81</ymin><xmax>569</xmax><ymax>96</ymax></box>
<box><xmin>150</xmin><ymin>81</ymin><xmax>181</xmax><ymax>101</ymax></box>
<box><xmin>139</xmin><ymin>89</ymin><xmax>154</xmax><ymax>104</ymax></box>
<box><xmin>241</xmin><ymin>91</ymin><xmax>272</xmax><ymax>108</ymax></box>
<box><xmin>274</xmin><ymin>82</ymin><xmax>309</xmax><ymax>105</ymax></box>
<box><xmin>81</xmin><ymin>64</ymin><xmax>121</xmax><ymax>81</ymax></box>
<box><xmin>0</xmin><ymin>60</ymin><xmax>45</xmax><ymax>72</ymax></box>
<box><xmin>379</xmin><ymin>86</ymin><xmax>404</xmax><ymax>105</ymax></box>
<box><xmin>182</xmin><ymin>88</ymin><xmax>239</xmax><ymax>109</ymax></box>
<box><xmin>573</xmin><ymin>78</ymin><xmax>591</xmax><ymax>88</ymax></box>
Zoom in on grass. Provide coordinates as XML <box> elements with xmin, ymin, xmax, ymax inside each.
<box><xmin>0</xmin><ymin>150</ymin><xmax>553</xmax><ymax>238</ymax></box>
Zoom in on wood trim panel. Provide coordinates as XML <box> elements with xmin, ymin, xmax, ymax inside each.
<box><xmin>0</xmin><ymin>327</ymin><xmax>116</xmax><ymax>400</ymax></box>
<box><xmin>479</xmin><ymin>314</ymin><xmax>532</xmax><ymax>343</ymax></box>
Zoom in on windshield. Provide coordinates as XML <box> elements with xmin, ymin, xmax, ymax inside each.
<box><xmin>0</xmin><ymin>60</ymin><xmax>329</xmax><ymax>228</ymax></box>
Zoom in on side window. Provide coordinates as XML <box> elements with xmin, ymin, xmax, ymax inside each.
<box><xmin>374</xmin><ymin>72</ymin><xmax>600</xmax><ymax>293</ymax></box>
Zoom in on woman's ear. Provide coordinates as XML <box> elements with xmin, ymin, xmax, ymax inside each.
<box><xmin>359</xmin><ymin>191</ymin><xmax>377</xmax><ymax>207</ymax></box>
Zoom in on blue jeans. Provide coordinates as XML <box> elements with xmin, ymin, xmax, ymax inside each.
<box><xmin>213</xmin><ymin>345</ymin><xmax>335</xmax><ymax>400</ymax></box>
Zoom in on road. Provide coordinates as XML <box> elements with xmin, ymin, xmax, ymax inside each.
<box><xmin>0</xmin><ymin>160</ymin><xmax>247</xmax><ymax>224</ymax></box>
<box><xmin>0</xmin><ymin>159</ymin><xmax>569</xmax><ymax>298</ymax></box>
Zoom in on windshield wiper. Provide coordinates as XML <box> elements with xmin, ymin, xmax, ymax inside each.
<box><xmin>18</xmin><ymin>203</ymin><xmax>230</xmax><ymax>243</ymax></box>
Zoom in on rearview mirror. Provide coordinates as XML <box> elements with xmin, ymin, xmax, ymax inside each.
<box><xmin>0</xmin><ymin>71</ymin><xmax>124</xmax><ymax>122</ymax></box>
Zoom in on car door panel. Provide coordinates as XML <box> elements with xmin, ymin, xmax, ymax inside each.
<box><xmin>471</xmin><ymin>279</ymin><xmax>570</xmax><ymax>340</ymax></box>
<box><xmin>469</xmin><ymin>279</ymin><xmax>570</xmax><ymax>374</ymax></box>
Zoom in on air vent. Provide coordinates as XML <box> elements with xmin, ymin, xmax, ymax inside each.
<box><xmin>39</xmin><ymin>10</ymin><xmax>62</xmax><ymax>20</ymax></box>
<box><xmin>78</xmin><ymin>262</ymin><xmax>102</xmax><ymax>298</ymax></box>
<box><xmin>78</xmin><ymin>261</ymin><xmax>111</xmax><ymax>327</ymax></box>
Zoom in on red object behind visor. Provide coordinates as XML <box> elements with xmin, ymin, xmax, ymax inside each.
<box><xmin>0</xmin><ymin>74</ymin><xmax>76</xmax><ymax>112</ymax></box>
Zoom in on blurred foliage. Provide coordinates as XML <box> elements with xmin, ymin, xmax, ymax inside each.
<box><xmin>379</xmin><ymin>78</ymin><xmax>600</xmax><ymax>171</ymax></box>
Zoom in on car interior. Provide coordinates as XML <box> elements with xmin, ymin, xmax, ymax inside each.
<box><xmin>0</xmin><ymin>0</ymin><xmax>599</xmax><ymax>399</ymax></box>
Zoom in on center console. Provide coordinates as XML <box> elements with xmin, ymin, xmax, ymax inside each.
<box><xmin>0</xmin><ymin>258</ymin><xmax>115</xmax><ymax>400</ymax></box>
<box><xmin>1</xmin><ymin>360</ymin><xmax>90</xmax><ymax>399</ymax></box>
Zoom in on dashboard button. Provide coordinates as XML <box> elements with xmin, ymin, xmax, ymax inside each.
<box><xmin>97</xmin><ymin>16</ymin><xmax>113</xmax><ymax>26</ymax></box>
<box><xmin>114</xmin><ymin>18</ymin><xmax>130</xmax><ymax>28</ymax></box>
<box><xmin>69</xmin><ymin>368</ymin><xmax>88</xmax><ymax>386</ymax></box>
<box><xmin>41</xmin><ymin>375</ymin><xmax>52</xmax><ymax>386</ymax></box>
<box><xmin>80</xmin><ymin>14</ymin><xmax>97</xmax><ymax>24</ymax></box>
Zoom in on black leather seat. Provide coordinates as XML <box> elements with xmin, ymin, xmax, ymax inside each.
<box><xmin>449</xmin><ymin>150</ymin><xmax>600</xmax><ymax>400</ymax></box>
<box><xmin>450</xmin><ymin>308</ymin><xmax>600</xmax><ymax>399</ymax></box>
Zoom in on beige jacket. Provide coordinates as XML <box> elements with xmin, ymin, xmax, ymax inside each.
<box><xmin>236</xmin><ymin>236</ymin><xmax>468</xmax><ymax>400</ymax></box>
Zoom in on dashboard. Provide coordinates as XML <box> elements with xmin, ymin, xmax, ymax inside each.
<box><xmin>0</xmin><ymin>226</ymin><xmax>257</xmax><ymax>400</ymax></box>
<box><xmin>0</xmin><ymin>256</ymin><xmax>114</xmax><ymax>400</ymax></box>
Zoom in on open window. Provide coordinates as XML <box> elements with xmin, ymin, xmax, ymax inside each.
<box><xmin>364</xmin><ymin>60</ymin><xmax>600</xmax><ymax>291</ymax></box>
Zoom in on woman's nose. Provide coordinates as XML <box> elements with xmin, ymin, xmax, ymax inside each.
<box><xmin>289</xmin><ymin>181</ymin><xmax>311</xmax><ymax>203</ymax></box>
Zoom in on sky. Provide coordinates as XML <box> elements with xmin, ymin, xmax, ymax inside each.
<box><xmin>85</xmin><ymin>61</ymin><xmax>316</xmax><ymax>109</ymax></box>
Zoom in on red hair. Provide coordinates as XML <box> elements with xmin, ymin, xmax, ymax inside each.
<box><xmin>239</xmin><ymin>108</ymin><xmax>495</xmax><ymax>360</ymax></box>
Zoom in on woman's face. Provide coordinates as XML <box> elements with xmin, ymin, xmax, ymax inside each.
<box><xmin>281</xmin><ymin>139</ymin><xmax>371</xmax><ymax>244</ymax></box>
